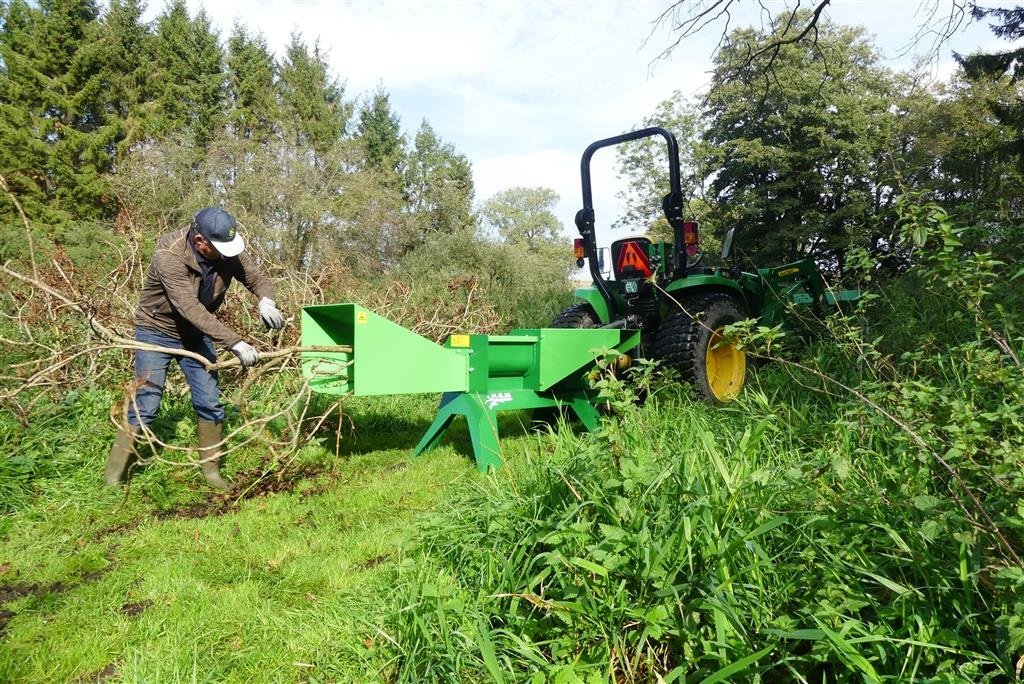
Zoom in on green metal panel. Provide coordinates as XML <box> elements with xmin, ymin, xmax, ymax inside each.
<box><xmin>301</xmin><ymin>303</ymin><xmax>468</xmax><ymax>396</ymax></box>
<box><xmin>303</xmin><ymin>302</ymin><xmax>644</xmax><ymax>470</ymax></box>
<box><xmin>646</xmin><ymin>242</ymin><xmax>672</xmax><ymax>275</ymax></box>
<box><xmin>792</xmin><ymin>290</ymin><xmax>860</xmax><ymax>306</ymax></box>
<box><xmin>487</xmin><ymin>336</ymin><xmax>538</xmax><ymax>377</ymax></box>
<box><xmin>572</xmin><ymin>287</ymin><xmax>610</xmax><ymax>323</ymax></box>
<box><xmin>529</xmin><ymin>328</ymin><xmax>641</xmax><ymax>391</ymax></box>
<box><xmin>664</xmin><ymin>273</ymin><xmax>746</xmax><ymax>298</ymax></box>
<box><xmin>447</xmin><ymin>327</ymin><xmax>638</xmax><ymax>393</ymax></box>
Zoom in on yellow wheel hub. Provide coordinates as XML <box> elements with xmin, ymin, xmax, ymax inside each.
<box><xmin>705</xmin><ymin>326</ymin><xmax>746</xmax><ymax>401</ymax></box>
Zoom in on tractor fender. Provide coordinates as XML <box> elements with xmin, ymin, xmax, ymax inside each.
<box><xmin>571</xmin><ymin>287</ymin><xmax>611</xmax><ymax>324</ymax></box>
<box><xmin>664</xmin><ymin>275</ymin><xmax>750</xmax><ymax>314</ymax></box>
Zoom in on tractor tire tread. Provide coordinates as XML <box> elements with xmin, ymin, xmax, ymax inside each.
<box><xmin>654</xmin><ymin>292</ymin><xmax>745</xmax><ymax>402</ymax></box>
<box><xmin>550</xmin><ymin>303</ymin><xmax>598</xmax><ymax>329</ymax></box>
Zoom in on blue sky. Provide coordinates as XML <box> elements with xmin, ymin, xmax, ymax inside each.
<box><xmin>177</xmin><ymin>0</ymin><xmax>1003</xmax><ymax>237</ymax></box>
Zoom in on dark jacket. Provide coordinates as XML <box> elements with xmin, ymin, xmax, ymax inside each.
<box><xmin>133</xmin><ymin>227</ymin><xmax>275</xmax><ymax>348</ymax></box>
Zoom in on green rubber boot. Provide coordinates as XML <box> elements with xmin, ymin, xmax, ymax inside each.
<box><xmin>197</xmin><ymin>420</ymin><xmax>232</xmax><ymax>491</ymax></box>
<box><xmin>104</xmin><ymin>425</ymin><xmax>138</xmax><ymax>486</ymax></box>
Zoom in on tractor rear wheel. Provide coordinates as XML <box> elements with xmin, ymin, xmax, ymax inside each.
<box><xmin>532</xmin><ymin>303</ymin><xmax>600</xmax><ymax>428</ymax></box>
<box><xmin>654</xmin><ymin>293</ymin><xmax>747</xmax><ymax>403</ymax></box>
<box><xmin>549</xmin><ymin>303</ymin><xmax>598</xmax><ymax>329</ymax></box>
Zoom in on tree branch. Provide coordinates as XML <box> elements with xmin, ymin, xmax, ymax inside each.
<box><xmin>0</xmin><ymin>261</ymin><xmax>350</xmax><ymax>379</ymax></box>
<box><xmin>0</xmin><ymin>174</ymin><xmax>40</xmax><ymax>284</ymax></box>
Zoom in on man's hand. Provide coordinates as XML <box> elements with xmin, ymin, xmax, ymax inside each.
<box><xmin>258</xmin><ymin>298</ymin><xmax>286</xmax><ymax>330</ymax></box>
<box><xmin>230</xmin><ymin>341</ymin><xmax>259</xmax><ymax>367</ymax></box>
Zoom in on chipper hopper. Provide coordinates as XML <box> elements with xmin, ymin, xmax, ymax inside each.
<box><xmin>301</xmin><ymin>303</ymin><xmax>639</xmax><ymax>471</ymax></box>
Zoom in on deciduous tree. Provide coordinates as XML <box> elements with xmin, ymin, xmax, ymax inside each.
<box><xmin>702</xmin><ymin>14</ymin><xmax>895</xmax><ymax>267</ymax></box>
<box><xmin>480</xmin><ymin>186</ymin><xmax>562</xmax><ymax>251</ymax></box>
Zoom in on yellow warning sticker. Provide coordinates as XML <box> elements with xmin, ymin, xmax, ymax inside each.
<box><xmin>450</xmin><ymin>334</ymin><xmax>470</xmax><ymax>348</ymax></box>
<box><xmin>356</xmin><ymin>311</ymin><xmax>368</xmax><ymax>324</ymax></box>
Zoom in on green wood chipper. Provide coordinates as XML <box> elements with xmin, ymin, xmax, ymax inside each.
<box><xmin>301</xmin><ymin>303</ymin><xmax>638</xmax><ymax>471</ymax></box>
<box><xmin>302</xmin><ymin>127</ymin><xmax>856</xmax><ymax>471</ymax></box>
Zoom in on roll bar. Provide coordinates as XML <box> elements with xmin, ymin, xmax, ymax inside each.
<box><xmin>574</xmin><ymin>127</ymin><xmax>687</xmax><ymax>309</ymax></box>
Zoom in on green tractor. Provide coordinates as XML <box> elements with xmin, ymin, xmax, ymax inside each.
<box><xmin>555</xmin><ymin>127</ymin><xmax>857</xmax><ymax>402</ymax></box>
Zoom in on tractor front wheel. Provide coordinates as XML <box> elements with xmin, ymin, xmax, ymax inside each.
<box><xmin>654</xmin><ymin>294</ymin><xmax>747</xmax><ymax>403</ymax></box>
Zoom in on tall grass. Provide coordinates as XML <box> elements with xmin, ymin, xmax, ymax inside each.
<box><xmin>2</xmin><ymin>198</ymin><xmax>1020</xmax><ymax>681</ymax></box>
<box><xmin>386</xmin><ymin>370</ymin><xmax>1017</xmax><ymax>681</ymax></box>
<box><xmin>384</xmin><ymin>201</ymin><xmax>1024</xmax><ymax>682</ymax></box>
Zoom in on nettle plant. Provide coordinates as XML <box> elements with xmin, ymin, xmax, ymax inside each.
<box><xmin>797</xmin><ymin>197</ymin><xmax>1023</xmax><ymax>653</ymax></box>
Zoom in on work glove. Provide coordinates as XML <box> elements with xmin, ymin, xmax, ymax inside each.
<box><xmin>258</xmin><ymin>297</ymin><xmax>286</xmax><ymax>330</ymax></box>
<box><xmin>230</xmin><ymin>340</ymin><xmax>259</xmax><ymax>367</ymax></box>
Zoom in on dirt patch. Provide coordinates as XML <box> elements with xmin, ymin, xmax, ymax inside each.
<box><xmin>0</xmin><ymin>608</ymin><xmax>15</xmax><ymax>635</ymax></box>
<box><xmin>79</xmin><ymin>662</ymin><xmax>117</xmax><ymax>683</ymax></box>
<box><xmin>119</xmin><ymin>599</ymin><xmax>153</xmax><ymax>617</ymax></box>
<box><xmin>355</xmin><ymin>553</ymin><xmax>394</xmax><ymax>571</ymax></box>
<box><xmin>0</xmin><ymin>582</ymin><xmax>66</xmax><ymax>636</ymax></box>
<box><xmin>155</xmin><ymin>464</ymin><xmax>337</xmax><ymax>520</ymax></box>
<box><xmin>0</xmin><ymin>566</ymin><xmax>112</xmax><ymax>634</ymax></box>
<box><xmin>93</xmin><ymin>519</ymin><xmax>144</xmax><ymax>540</ymax></box>
<box><xmin>0</xmin><ymin>581</ymin><xmax>69</xmax><ymax>604</ymax></box>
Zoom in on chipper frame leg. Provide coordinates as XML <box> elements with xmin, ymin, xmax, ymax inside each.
<box><xmin>412</xmin><ymin>389</ymin><xmax>604</xmax><ymax>472</ymax></box>
<box><xmin>413</xmin><ymin>392</ymin><xmax>501</xmax><ymax>472</ymax></box>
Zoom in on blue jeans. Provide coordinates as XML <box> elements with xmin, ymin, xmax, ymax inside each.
<box><xmin>127</xmin><ymin>327</ymin><xmax>224</xmax><ymax>427</ymax></box>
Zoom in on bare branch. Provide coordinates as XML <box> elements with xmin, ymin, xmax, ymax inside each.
<box><xmin>0</xmin><ymin>262</ymin><xmax>349</xmax><ymax>387</ymax></box>
<box><xmin>899</xmin><ymin>0</ymin><xmax>971</xmax><ymax>62</ymax></box>
<box><xmin>0</xmin><ymin>174</ymin><xmax>39</xmax><ymax>284</ymax></box>
<box><xmin>653</xmin><ymin>0</ymin><xmax>973</xmax><ymax>99</ymax></box>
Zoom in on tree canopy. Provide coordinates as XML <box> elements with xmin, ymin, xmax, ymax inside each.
<box><xmin>618</xmin><ymin>8</ymin><xmax>1024</xmax><ymax>274</ymax></box>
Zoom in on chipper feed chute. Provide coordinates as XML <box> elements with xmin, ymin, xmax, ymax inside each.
<box><xmin>302</xmin><ymin>303</ymin><xmax>639</xmax><ymax>471</ymax></box>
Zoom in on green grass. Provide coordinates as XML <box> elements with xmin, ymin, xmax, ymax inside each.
<box><xmin>0</xmin><ymin>388</ymin><xmax>524</xmax><ymax>683</ymax></box>
<box><xmin>2</xmin><ymin>329</ymin><xmax>1022</xmax><ymax>682</ymax></box>
<box><xmin>380</xmin><ymin>367</ymin><xmax>1023</xmax><ymax>682</ymax></box>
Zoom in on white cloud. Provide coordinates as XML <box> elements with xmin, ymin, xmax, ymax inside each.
<box><xmin>473</xmin><ymin>144</ymin><xmax>632</xmax><ymax>245</ymax></box>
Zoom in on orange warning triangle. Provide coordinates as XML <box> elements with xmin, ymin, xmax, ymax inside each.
<box><xmin>616</xmin><ymin>241</ymin><xmax>652</xmax><ymax>277</ymax></box>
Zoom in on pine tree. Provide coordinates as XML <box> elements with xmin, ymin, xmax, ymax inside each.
<box><xmin>226</xmin><ymin>23</ymin><xmax>278</xmax><ymax>144</ymax></box>
<box><xmin>355</xmin><ymin>85</ymin><xmax>405</xmax><ymax>182</ymax></box>
<box><xmin>0</xmin><ymin>0</ymin><xmax>119</xmax><ymax>222</ymax></box>
<box><xmin>957</xmin><ymin>6</ymin><xmax>1024</xmax><ymax>167</ymax></box>
<box><xmin>148</xmin><ymin>0</ymin><xmax>226</xmax><ymax>150</ymax></box>
<box><xmin>47</xmin><ymin>0</ymin><xmax>131</xmax><ymax>216</ymax></box>
<box><xmin>0</xmin><ymin>0</ymin><xmax>53</xmax><ymax>222</ymax></box>
<box><xmin>274</xmin><ymin>33</ymin><xmax>352</xmax><ymax>267</ymax></box>
<box><xmin>277</xmin><ymin>32</ymin><xmax>349</xmax><ymax>159</ymax></box>
<box><xmin>95</xmin><ymin>0</ymin><xmax>151</xmax><ymax>152</ymax></box>
<box><xmin>405</xmin><ymin>120</ymin><xmax>474</xmax><ymax>239</ymax></box>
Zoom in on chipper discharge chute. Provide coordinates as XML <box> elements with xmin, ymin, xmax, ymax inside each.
<box><xmin>302</xmin><ymin>303</ymin><xmax>639</xmax><ymax>471</ymax></box>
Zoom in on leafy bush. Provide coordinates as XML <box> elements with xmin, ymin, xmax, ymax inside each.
<box><xmin>397</xmin><ymin>227</ymin><xmax>574</xmax><ymax>333</ymax></box>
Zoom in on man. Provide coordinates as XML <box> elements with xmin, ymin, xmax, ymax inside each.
<box><xmin>104</xmin><ymin>207</ymin><xmax>286</xmax><ymax>489</ymax></box>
